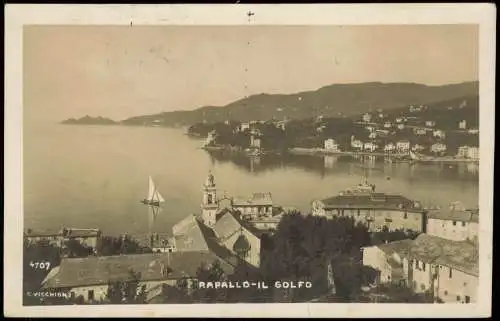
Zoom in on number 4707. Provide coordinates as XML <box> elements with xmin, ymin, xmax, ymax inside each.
<box><xmin>29</xmin><ymin>261</ymin><xmax>51</xmax><ymax>271</ymax></box>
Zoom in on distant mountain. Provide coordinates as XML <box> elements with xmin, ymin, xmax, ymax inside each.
<box><xmin>120</xmin><ymin>81</ymin><xmax>479</xmax><ymax>127</ymax></box>
<box><xmin>61</xmin><ymin>115</ymin><xmax>117</xmax><ymax>125</ymax></box>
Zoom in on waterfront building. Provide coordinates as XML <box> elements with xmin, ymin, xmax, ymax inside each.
<box><xmin>384</xmin><ymin>143</ymin><xmax>396</xmax><ymax>153</ymax></box>
<box><xmin>457</xmin><ymin>146</ymin><xmax>470</xmax><ymax>158</ymax></box>
<box><xmin>396</xmin><ymin>140</ymin><xmax>411</xmax><ymax>153</ymax></box>
<box><xmin>467</xmin><ymin>147</ymin><xmax>479</xmax><ymax>160</ymax></box>
<box><xmin>364</xmin><ymin>142</ymin><xmax>378</xmax><ymax>152</ymax></box>
<box><xmin>362</xmin><ymin>113</ymin><xmax>372</xmax><ymax>123</ymax></box>
<box><xmin>431</xmin><ymin>143</ymin><xmax>447</xmax><ymax>154</ymax></box>
<box><xmin>203</xmin><ymin>130</ymin><xmax>217</xmax><ymax>147</ymax></box>
<box><xmin>362</xmin><ymin>233</ymin><xmax>478</xmax><ymax>303</ymax></box>
<box><xmin>351</xmin><ymin>136</ymin><xmax>364</xmax><ymax>150</ymax></box>
<box><xmin>324</xmin><ymin>139</ymin><xmax>340</xmax><ymax>152</ymax></box>
<box><xmin>311</xmin><ymin>184</ymin><xmax>426</xmax><ymax>233</ymax></box>
<box><xmin>411</xmin><ymin>144</ymin><xmax>426</xmax><ymax>152</ymax></box>
<box><xmin>426</xmin><ymin>202</ymin><xmax>479</xmax><ymax>242</ymax></box>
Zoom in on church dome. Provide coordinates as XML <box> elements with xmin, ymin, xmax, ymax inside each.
<box><xmin>233</xmin><ymin>233</ymin><xmax>251</xmax><ymax>255</ymax></box>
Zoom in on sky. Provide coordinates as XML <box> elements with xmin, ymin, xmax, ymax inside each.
<box><xmin>23</xmin><ymin>25</ymin><xmax>478</xmax><ymax>123</ymax></box>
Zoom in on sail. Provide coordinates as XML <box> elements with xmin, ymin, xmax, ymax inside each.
<box><xmin>153</xmin><ymin>190</ymin><xmax>165</xmax><ymax>203</ymax></box>
<box><xmin>147</xmin><ymin>176</ymin><xmax>156</xmax><ymax>200</ymax></box>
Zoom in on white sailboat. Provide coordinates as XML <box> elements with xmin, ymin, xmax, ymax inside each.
<box><xmin>141</xmin><ymin>176</ymin><xmax>165</xmax><ymax>207</ymax></box>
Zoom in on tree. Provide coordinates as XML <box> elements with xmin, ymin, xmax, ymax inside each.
<box><xmin>260</xmin><ymin>212</ymin><xmax>371</xmax><ymax>302</ymax></box>
<box><xmin>63</xmin><ymin>238</ymin><xmax>94</xmax><ymax>258</ymax></box>
<box><xmin>105</xmin><ymin>269</ymin><xmax>146</xmax><ymax>304</ymax></box>
<box><xmin>23</xmin><ymin>239</ymin><xmax>61</xmax><ymax>305</ymax></box>
<box><xmin>97</xmin><ymin>235</ymin><xmax>149</xmax><ymax>256</ymax></box>
<box><xmin>190</xmin><ymin>260</ymin><xmax>227</xmax><ymax>303</ymax></box>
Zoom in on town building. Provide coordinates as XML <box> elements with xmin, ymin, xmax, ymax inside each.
<box><xmin>311</xmin><ymin>183</ymin><xmax>426</xmax><ymax>233</ymax></box>
<box><xmin>351</xmin><ymin>137</ymin><xmax>364</xmax><ymax>150</ymax></box>
<box><xmin>468</xmin><ymin>128</ymin><xmax>479</xmax><ymax>135</ymax></box>
<box><xmin>41</xmin><ymin>251</ymin><xmax>237</xmax><ymax>303</ymax></box>
<box><xmin>362</xmin><ymin>113</ymin><xmax>372</xmax><ymax>123</ymax></box>
<box><xmin>431</xmin><ymin>143</ymin><xmax>447</xmax><ymax>154</ymax></box>
<box><xmin>467</xmin><ymin>147</ymin><xmax>479</xmax><ymax>160</ymax></box>
<box><xmin>425</xmin><ymin>120</ymin><xmax>436</xmax><ymax>128</ymax></box>
<box><xmin>395</xmin><ymin>117</ymin><xmax>404</xmax><ymax>123</ymax></box>
<box><xmin>458</xmin><ymin>120</ymin><xmax>467</xmax><ymax>130</ymax></box>
<box><xmin>368</xmin><ymin>132</ymin><xmax>377</xmax><ymax>139</ymax></box>
<box><xmin>24</xmin><ymin>228</ymin><xmax>102</xmax><ymax>252</ymax></box>
<box><xmin>433</xmin><ymin>130</ymin><xmax>446</xmax><ymax>139</ymax></box>
<box><xmin>396</xmin><ymin>140</ymin><xmax>411</xmax><ymax>154</ymax></box>
<box><xmin>238</xmin><ymin>122</ymin><xmax>250</xmax><ymax>132</ymax></box>
<box><xmin>362</xmin><ymin>239</ymin><xmax>413</xmax><ymax>285</ymax></box>
<box><xmin>457</xmin><ymin>146</ymin><xmax>469</xmax><ymax>158</ymax></box>
<box><xmin>383</xmin><ymin>121</ymin><xmax>392</xmax><ymax>129</ymax></box>
<box><xmin>414</xmin><ymin>128</ymin><xmax>427</xmax><ymax>136</ymax></box>
<box><xmin>203</xmin><ymin>130</ymin><xmax>217</xmax><ymax>147</ymax></box>
<box><xmin>384</xmin><ymin>143</ymin><xmax>396</xmax><ymax>153</ymax></box>
<box><xmin>364</xmin><ymin>142</ymin><xmax>378</xmax><ymax>152</ymax></box>
<box><xmin>232</xmin><ymin>192</ymin><xmax>274</xmax><ymax>219</ymax></box>
<box><xmin>426</xmin><ymin>203</ymin><xmax>479</xmax><ymax>242</ymax></box>
<box><xmin>411</xmin><ymin>144</ymin><xmax>425</xmax><ymax>152</ymax></box>
<box><xmin>324</xmin><ymin>139</ymin><xmax>340</xmax><ymax>152</ymax></box>
<box><xmin>365</xmin><ymin>126</ymin><xmax>376</xmax><ymax>132</ymax></box>
<box><xmin>397</xmin><ymin>124</ymin><xmax>405</xmax><ymax>130</ymax></box>
<box><xmin>362</xmin><ymin>233</ymin><xmax>478</xmax><ymax>303</ymax></box>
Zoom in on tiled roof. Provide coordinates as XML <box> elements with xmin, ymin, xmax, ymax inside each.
<box><xmin>42</xmin><ymin>251</ymin><xmax>235</xmax><ymax>289</ymax></box>
<box><xmin>213</xmin><ymin>211</ymin><xmax>263</xmax><ymax>240</ymax></box>
<box><xmin>320</xmin><ymin>193</ymin><xmax>420</xmax><ymax>211</ymax></box>
<box><xmin>172</xmin><ymin>215</ymin><xmax>209</xmax><ymax>252</ymax></box>
<box><xmin>377</xmin><ymin>239</ymin><xmax>413</xmax><ymax>258</ymax></box>
<box><xmin>409</xmin><ymin>234</ymin><xmax>478</xmax><ymax>277</ymax></box>
<box><xmin>427</xmin><ymin>209</ymin><xmax>479</xmax><ymax>223</ymax></box>
<box><xmin>64</xmin><ymin>229</ymin><xmax>101</xmax><ymax>238</ymax></box>
<box><xmin>233</xmin><ymin>192</ymin><xmax>273</xmax><ymax>206</ymax></box>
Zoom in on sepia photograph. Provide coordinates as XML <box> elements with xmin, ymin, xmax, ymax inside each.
<box><xmin>4</xmin><ymin>4</ymin><xmax>495</xmax><ymax>318</ymax></box>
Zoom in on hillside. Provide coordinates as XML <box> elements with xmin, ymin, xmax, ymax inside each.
<box><xmin>61</xmin><ymin>116</ymin><xmax>117</xmax><ymax>125</ymax></box>
<box><xmin>120</xmin><ymin>81</ymin><xmax>479</xmax><ymax>127</ymax></box>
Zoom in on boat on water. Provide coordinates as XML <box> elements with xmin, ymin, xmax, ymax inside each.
<box><xmin>141</xmin><ymin>176</ymin><xmax>165</xmax><ymax>207</ymax></box>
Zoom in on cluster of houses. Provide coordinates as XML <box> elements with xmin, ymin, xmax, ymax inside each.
<box><xmin>311</xmin><ymin>182</ymin><xmax>479</xmax><ymax>303</ymax></box>
<box><xmin>36</xmin><ymin>172</ymin><xmax>296</xmax><ymax>303</ymax></box>
<box><xmin>347</xmin><ymin>106</ymin><xmax>479</xmax><ymax>157</ymax></box>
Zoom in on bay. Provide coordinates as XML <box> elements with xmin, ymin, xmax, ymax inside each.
<box><xmin>23</xmin><ymin>123</ymin><xmax>479</xmax><ymax>236</ymax></box>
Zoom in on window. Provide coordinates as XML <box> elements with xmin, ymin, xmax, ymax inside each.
<box><xmin>404</xmin><ymin>212</ymin><xmax>408</xmax><ymax>219</ymax></box>
<box><xmin>444</xmin><ymin>290</ymin><xmax>448</xmax><ymax>296</ymax></box>
<box><xmin>421</xmin><ymin>284</ymin><xmax>425</xmax><ymax>290</ymax></box>
<box><xmin>462</xmin><ymin>221</ymin><xmax>466</xmax><ymax>227</ymax></box>
<box><xmin>413</xmin><ymin>281</ymin><xmax>417</xmax><ymax>290</ymax></box>
<box><xmin>449</xmin><ymin>268</ymin><xmax>453</xmax><ymax>279</ymax></box>
<box><xmin>423</xmin><ymin>263</ymin><xmax>426</xmax><ymax>271</ymax></box>
<box><xmin>70</xmin><ymin>292</ymin><xmax>75</xmax><ymax>299</ymax></box>
<box><xmin>456</xmin><ymin>295</ymin><xmax>461</xmax><ymax>302</ymax></box>
<box><xmin>88</xmin><ymin>289</ymin><xmax>94</xmax><ymax>301</ymax></box>
<box><xmin>452</xmin><ymin>221</ymin><xmax>457</xmax><ymax>226</ymax></box>
<box><xmin>465</xmin><ymin>296</ymin><xmax>470</xmax><ymax>303</ymax></box>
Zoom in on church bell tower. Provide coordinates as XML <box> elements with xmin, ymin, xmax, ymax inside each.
<box><xmin>201</xmin><ymin>171</ymin><xmax>218</xmax><ymax>226</ymax></box>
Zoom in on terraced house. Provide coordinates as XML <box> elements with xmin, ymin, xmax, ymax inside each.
<box><xmin>362</xmin><ymin>233</ymin><xmax>478</xmax><ymax>303</ymax></box>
